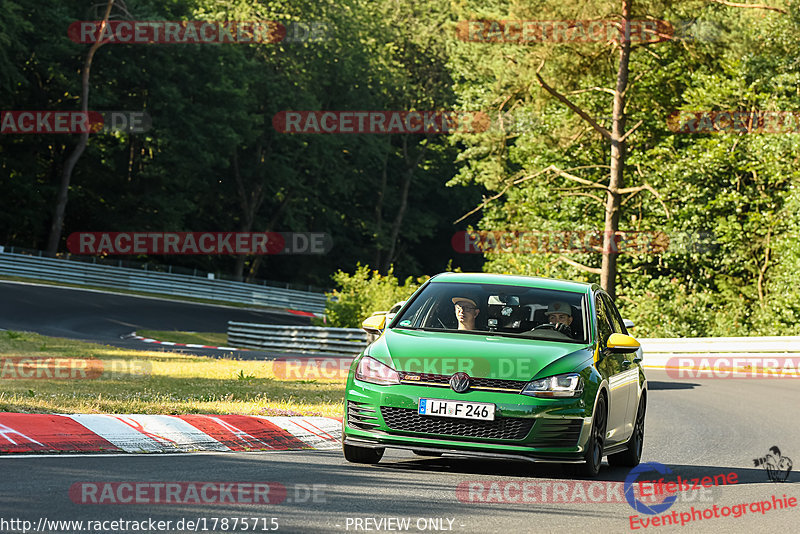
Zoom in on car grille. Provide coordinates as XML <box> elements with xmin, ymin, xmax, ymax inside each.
<box><xmin>398</xmin><ymin>372</ymin><xmax>528</xmax><ymax>393</ymax></box>
<box><xmin>380</xmin><ymin>407</ymin><xmax>534</xmax><ymax>441</ymax></box>
<box><xmin>347</xmin><ymin>401</ymin><xmax>380</xmax><ymax>430</ymax></box>
<box><xmin>528</xmin><ymin>418</ymin><xmax>584</xmax><ymax>448</ymax></box>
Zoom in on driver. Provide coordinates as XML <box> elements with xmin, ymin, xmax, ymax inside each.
<box><xmin>452</xmin><ymin>297</ymin><xmax>480</xmax><ymax>330</ymax></box>
<box><xmin>546</xmin><ymin>301</ymin><xmax>575</xmax><ymax>337</ymax></box>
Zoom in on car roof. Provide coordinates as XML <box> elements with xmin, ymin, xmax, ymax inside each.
<box><xmin>429</xmin><ymin>272</ymin><xmax>593</xmax><ymax>294</ymax></box>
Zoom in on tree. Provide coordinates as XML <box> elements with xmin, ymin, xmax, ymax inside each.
<box><xmin>46</xmin><ymin>0</ymin><xmax>120</xmax><ymax>255</ymax></box>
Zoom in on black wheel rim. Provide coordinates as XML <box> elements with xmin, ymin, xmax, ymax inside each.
<box><xmin>634</xmin><ymin>399</ymin><xmax>645</xmax><ymax>457</ymax></box>
<box><xmin>591</xmin><ymin>398</ymin><xmax>606</xmax><ymax>467</ymax></box>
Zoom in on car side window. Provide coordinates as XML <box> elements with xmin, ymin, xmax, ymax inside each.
<box><xmin>601</xmin><ymin>294</ymin><xmax>627</xmax><ymax>335</ymax></box>
<box><xmin>595</xmin><ymin>294</ymin><xmax>613</xmax><ymax>347</ymax></box>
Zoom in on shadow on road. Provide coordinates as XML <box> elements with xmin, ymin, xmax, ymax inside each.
<box><xmin>647</xmin><ymin>380</ymin><xmax>701</xmax><ymax>390</ymax></box>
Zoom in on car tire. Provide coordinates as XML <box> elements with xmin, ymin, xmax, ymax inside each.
<box><xmin>566</xmin><ymin>393</ymin><xmax>607</xmax><ymax>478</ymax></box>
<box><xmin>343</xmin><ymin>443</ymin><xmax>384</xmax><ymax>464</ymax></box>
<box><xmin>412</xmin><ymin>450</ymin><xmax>443</xmax><ymax>457</ymax></box>
<box><xmin>608</xmin><ymin>394</ymin><xmax>645</xmax><ymax>467</ymax></box>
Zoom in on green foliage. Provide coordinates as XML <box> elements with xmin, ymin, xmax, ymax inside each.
<box><xmin>322</xmin><ymin>264</ymin><xmax>428</xmax><ymax>328</ymax></box>
<box><xmin>236</xmin><ymin>369</ymin><xmax>256</xmax><ymax>381</ymax></box>
<box><xmin>445</xmin><ymin>1</ymin><xmax>800</xmax><ymax>337</ymax></box>
<box><xmin>3</xmin><ymin>0</ymin><xmax>800</xmax><ymax>337</ymax></box>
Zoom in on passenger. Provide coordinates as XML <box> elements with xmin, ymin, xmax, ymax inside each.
<box><xmin>452</xmin><ymin>297</ymin><xmax>480</xmax><ymax>330</ymax></box>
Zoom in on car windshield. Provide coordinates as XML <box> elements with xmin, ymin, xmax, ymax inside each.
<box><xmin>391</xmin><ymin>281</ymin><xmax>588</xmax><ymax>344</ymax></box>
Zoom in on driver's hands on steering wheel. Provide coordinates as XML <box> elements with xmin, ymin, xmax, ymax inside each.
<box><xmin>532</xmin><ymin>322</ymin><xmax>571</xmax><ymax>336</ymax></box>
<box><xmin>552</xmin><ymin>322</ymin><xmax>570</xmax><ymax>334</ymax></box>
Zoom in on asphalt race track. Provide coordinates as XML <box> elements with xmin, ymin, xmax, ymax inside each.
<box><xmin>0</xmin><ymin>282</ymin><xmax>797</xmax><ymax>533</ymax></box>
<box><xmin>0</xmin><ymin>280</ymin><xmax>310</xmax><ymax>357</ymax></box>
<box><xmin>0</xmin><ymin>369</ymin><xmax>797</xmax><ymax>533</ymax></box>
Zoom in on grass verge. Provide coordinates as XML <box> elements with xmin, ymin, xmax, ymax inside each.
<box><xmin>0</xmin><ymin>330</ymin><xmax>345</xmax><ymax>417</ymax></box>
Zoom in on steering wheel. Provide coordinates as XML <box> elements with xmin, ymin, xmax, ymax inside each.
<box><xmin>532</xmin><ymin>323</ymin><xmax>558</xmax><ymax>331</ymax></box>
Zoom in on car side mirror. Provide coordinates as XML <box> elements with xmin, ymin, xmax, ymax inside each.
<box><xmin>607</xmin><ymin>333</ymin><xmax>640</xmax><ymax>353</ymax></box>
<box><xmin>623</xmin><ymin>319</ymin><xmax>634</xmax><ymax>330</ymax></box>
<box><xmin>361</xmin><ymin>314</ymin><xmax>387</xmax><ymax>336</ymax></box>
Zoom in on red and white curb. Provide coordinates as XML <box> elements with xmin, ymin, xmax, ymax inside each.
<box><xmin>0</xmin><ymin>413</ymin><xmax>341</xmax><ymax>454</ymax></box>
<box><xmin>126</xmin><ymin>333</ymin><xmax>247</xmax><ymax>352</ymax></box>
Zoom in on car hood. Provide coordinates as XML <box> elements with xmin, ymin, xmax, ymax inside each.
<box><xmin>367</xmin><ymin>328</ymin><xmax>594</xmax><ymax>382</ymax></box>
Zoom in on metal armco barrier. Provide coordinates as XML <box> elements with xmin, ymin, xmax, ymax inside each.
<box><xmin>226</xmin><ymin>322</ymin><xmax>800</xmax><ymax>364</ymax></box>
<box><xmin>227</xmin><ymin>322</ymin><xmax>367</xmax><ymax>356</ymax></box>
<box><xmin>0</xmin><ymin>251</ymin><xmax>326</xmax><ymax>314</ymax></box>
<box><xmin>639</xmin><ymin>336</ymin><xmax>800</xmax><ymax>368</ymax></box>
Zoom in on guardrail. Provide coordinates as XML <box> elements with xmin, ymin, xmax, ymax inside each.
<box><xmin>227</xmin><ymin>322</ymin><xmax>367</xmax><ymax>357</ymax></box>
<box><xmin>225</xmin><ymin>322</ymin><xmax>800</xmax><ymax>368</ymax></box>
<box><xmin>639</xmin><ymin>336</ymin><xmax>800</xmax><ymax>367</ymax></box>
<box><xmin>0</xmin><ymin>251</ymin><xmax>327</xmax><ymax>314</ymax></box>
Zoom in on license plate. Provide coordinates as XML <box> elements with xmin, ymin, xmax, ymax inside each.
<box><xmin>418</xmin><ymin>398</ymin><xmax>495</xmax><ymax>421</ymax></box>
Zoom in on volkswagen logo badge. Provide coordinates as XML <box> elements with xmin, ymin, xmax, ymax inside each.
<box><xmin>449</xmin><ymin>372</ymin><xmax>471</xmax><ymax>393</ymax></box>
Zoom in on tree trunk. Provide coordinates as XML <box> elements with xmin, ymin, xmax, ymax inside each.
<box><xmin>600</xmin><ymin>0</ymin><xmax>633</xmax><ymax>300</ymax></box>
<box><xmin>381</xmin><ymin>136</ymin><xmax>427</xmax><ymax>273</ymax></box>
<box><xmin>245</xmin><ymin>191</ymin><xmax>293</xmax><ymax>282</ymax></box>
<box><xmin>232</xmin><ymin>146</ymin><xmax>266</xmax><ymax>281</ymax></box>
<box><xmin>45</xmin><ymin>0</ymin><xmax>115</xmax><ymax>256</ymax></box>
<box><xmin>372</xmin><ymin>144</ymin><xmax>390</xmax><ymax>268</ymax></box>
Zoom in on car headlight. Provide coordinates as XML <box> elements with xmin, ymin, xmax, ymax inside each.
<box><xmin>521</xmin><ymin>373</ymin><xmax>583</xmax><ymax>398</ymax></box>
<box><xmin>355</xmin><ymin>356</ymin><xmax>400</xmax><ymax>385</ymax></box>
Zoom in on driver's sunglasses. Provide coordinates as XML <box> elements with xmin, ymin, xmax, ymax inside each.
<box><xmin>454</xmin><ymin>303</ymin><xmax>477</xmax><ymax>312</ymax></box>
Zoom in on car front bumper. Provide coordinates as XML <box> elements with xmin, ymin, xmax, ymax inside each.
<box><xmin>343</xmin><ymin>379</ymin><xmax>594</xmax><ymax>462</ymax></box>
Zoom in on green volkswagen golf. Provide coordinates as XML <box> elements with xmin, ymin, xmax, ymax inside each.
<box><xmin>342</xmin><ymin>272</ymin><xmax>646</xmax><ymax>477</ymax></box>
